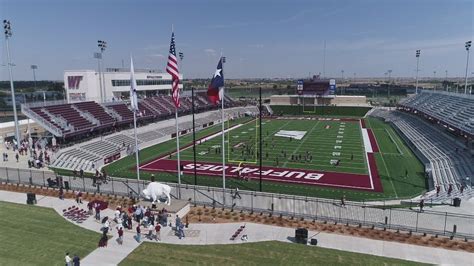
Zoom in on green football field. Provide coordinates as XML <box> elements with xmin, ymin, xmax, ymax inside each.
<box><xmin>97</xmin><ymin>113</ymin><xmax>426</xmax><ymax>201</ymax></box>
<box><xmin>174</xmin><ymin>118</ymin><xmax>368</xmax><ymax>174</ymax></box>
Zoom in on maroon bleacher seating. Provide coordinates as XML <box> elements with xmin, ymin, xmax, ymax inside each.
<box><xmin>74</xmin><ymin>101</ymin><xmax>115</xmax><ymax>128</ymax></box>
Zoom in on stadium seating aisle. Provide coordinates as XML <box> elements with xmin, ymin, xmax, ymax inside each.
<box><xmin>370</xmin><ymin>109</ymin><xmax>473</xmax><ymax>196</ymax></box>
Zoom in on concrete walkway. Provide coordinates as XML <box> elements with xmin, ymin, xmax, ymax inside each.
<box><xmin>0</xmin><ymin>190</ymin><xmax>472</xmax><ymax>265</ymax></box>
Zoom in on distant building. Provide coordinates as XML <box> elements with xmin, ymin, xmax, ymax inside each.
<box><xmin>64</xmin><ymin>68</ymin><xmax>183</xmax><ymax>103</ymax></box>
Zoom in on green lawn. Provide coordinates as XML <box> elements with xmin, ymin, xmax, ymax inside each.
<box><xmin>0</xmin><ymin>201</ymin><xmax>100</xmax><ymax>266</ymax></box>
<box><xmin>119</xmin><ymin>241</ymin><xmax>426</xmax><ymax>266</ymax></box>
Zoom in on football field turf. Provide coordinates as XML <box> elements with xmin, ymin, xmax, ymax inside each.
<box><xmin>178</xmin><ymin>118</ymin><xmax>367</xmax><ymax>174</ymax></box>
<box><xmin>102</xmin><ymin>115</ymin><xmax>426</xmax><ymax>201</ymax></box>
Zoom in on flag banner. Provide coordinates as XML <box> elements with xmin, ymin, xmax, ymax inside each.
<box><xmin>166</xmin><ymin>32</ymin><xmax>180</xmax><ymax>108</ymax></box>
<box><xmin>129</xmin><ymin>56</ymin><xmax>138</xmax><ymax>112</ymax></box>
<box><xmin>207</xmin><ymin>57</ymin><xmax>224</xmax><ymax>105</ymax></box>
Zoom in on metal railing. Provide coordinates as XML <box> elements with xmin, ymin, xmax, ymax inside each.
<box><xmin>0</xmin><ymin>166</ymin><xmax>473</xmax><ymax>240</ymax></box>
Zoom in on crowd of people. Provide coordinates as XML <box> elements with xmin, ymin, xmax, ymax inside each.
<box><xmin>2</xmin><ymin>138</ymin><xmax>55</xmax><ymax>169</ymax></box>
<box><xmin>93</xmin><ymin>204</ymin><xmax>187</xmax><ymax>247</ymax></box>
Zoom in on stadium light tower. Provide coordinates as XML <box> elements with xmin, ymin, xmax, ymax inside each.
<box><xmin>415</xmin><ymin>50</ymin><xmax>421</xmax><ymax>94</ymax></box>
<box><xmin>3</xmin><ymin>20</ymin><xmax>21</xmax><ymax>145</ymax></box>
<box><xmin>178</xmin><ymin>52</ymin><xmax>184</xmax><ymax>91</ymax></box>
<box><xmin>98</xmin><ymin>40</ymin><xmax>107</xmax><ymax>101</ymax></box>
<box><xmin>387</xmin><ymin>70</ymin><xmax>392</xmax><ymax>98</ymax></box>
<box><xmin>445</xmin><ymin>70</ymin><xmax>448</xmax><ymax>91</ymax></box>
<box><xmin>464</xmin><ymin>41</ymin><xmax>471</xmax><ymax>94</ymax></box>
<box><xmin>31</xmin><ymin>65</ymin><xmax>38</xmax><ymax>90</ymax></box>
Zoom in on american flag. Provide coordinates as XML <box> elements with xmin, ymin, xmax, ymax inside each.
<box><xmin>166</xmin><ymin>32</ymin><xmax>180</xmax><ymax>108</ymax></box>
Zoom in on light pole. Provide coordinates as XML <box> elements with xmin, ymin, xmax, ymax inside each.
<box><xmin>387</xmin><ymin>70</ymin><xmax>392</xmax><ymax>98</ymax></box>
<box><xmin>341</xmin><ymin>70</ymin><xmax>344</xmax><ymax>94</ymax></box>
<box><xmin>31</xmin><ymin>65</ymin><xmax>38</xmax><ymax>91</ymax></box>
<box><xmin>464</xmin><ymin>41</ymin><xmax>471</xmax><ymax>94</ymax></box>
<box><xmin>4</xmin><ymin>20</ymin><xmax>21</xmax><ymax>144</ymax></box>
<box><xmin>415</xmin><ymin>50</ymin><xmax>421</xmax><ymax>94</ymax></box>
<box><xmin>94</xmin><ymin>52</ymin><xmax>103</xmax><ymax>102</ymax></box>
<box><xmin>178</xmin><ymin>52</ymin><xmax>184</xmax><ymax>91</ymax></box>
<box><xmin>445</xmin><ymin>70</ymin><xmax>448</xmax><ymax>92</ymax></box>
<box><xmin>433</xmin><ymin>71</ymin><xmax>437</xmax><ymax>91</ymax></box>
<box><xmin>98</xmin><ymin>40</ymin><xmax>107</xmax><ymax>101</ymax></box>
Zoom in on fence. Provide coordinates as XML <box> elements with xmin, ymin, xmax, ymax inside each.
<box><xmin>0</xmin><ymin>166</ymin><xmax>473</xmax><ymax>240</ymax></box>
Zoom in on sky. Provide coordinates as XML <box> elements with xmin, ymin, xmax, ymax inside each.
<box><xmin>0</xmin><ymin>0</ymin><xmax>473</xmax><ymax>81</ymax></box>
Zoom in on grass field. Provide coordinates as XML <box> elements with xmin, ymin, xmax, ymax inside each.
<box><xmin>175</xmin><ymin>118</ymin><xmax>367</xmax><ymax>174</ymax></box>
<box><xmin>366</xmin><ymin>117</ymin><xmax>427</xmax><ymax>199</ymax></box>
<box><xmin>119</xmin><ymin>241</ymin><xmax>425</xmax><ymax>266</ymax></box>
<box><xmin>0</xmin><ymin>201</ymin><xmax>99</xmax><ymax>265</ymax></box>
<box><xmin>100</xmin><ymin>113</ymin><xmax>426</xmax><ymax>201</ymax></box>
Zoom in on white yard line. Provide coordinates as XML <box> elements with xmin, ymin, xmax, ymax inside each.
<box><xmin>385</xmin><ymin>128</ymin><xmax>403</xmax><ymax>155</ymax></box>
<box><xmin>282</xmin><ymin>121</ymin><xmax>320</xmax><ymax>168</ymax></box>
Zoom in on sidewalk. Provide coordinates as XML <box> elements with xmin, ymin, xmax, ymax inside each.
<box><xmin>0</xmin><ymin>190</ymin><xmax>472</xmax><ymax>265</ymax></box>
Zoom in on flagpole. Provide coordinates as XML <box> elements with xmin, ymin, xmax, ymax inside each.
<box><xmin>130</xmin><ymin>55</ymin><xmax>141</xmax><ymax>198</ymax></box>
<box><xmin>175</xmin><ymin>107</ymin><xmax>182</xmax><ymax>199</ymax></box>
<box><xmin>221</xmin><ymin>86</ymin><xmax>226</xmax><ymax>206</ymax></box>
<box><xmin>133</xmin><ymin>109</ymin><xmax>140</xmax><ymax>196</ymax></box>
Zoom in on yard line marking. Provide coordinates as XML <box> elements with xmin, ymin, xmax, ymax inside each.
<box><xmin>282</xmin><ymin>120</ymin><xmax>320</xmax><ymax>168</ymax></box>
<box><xmin>385</xmin><ymin>128</ymin><xmax>403</xmax><ymax>155</ymax></box>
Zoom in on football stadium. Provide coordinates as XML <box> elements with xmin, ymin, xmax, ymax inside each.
<box><xmin>1</xmin><ymin>1</ymin><xmax>473</xmax><ymax>265</ymax></box>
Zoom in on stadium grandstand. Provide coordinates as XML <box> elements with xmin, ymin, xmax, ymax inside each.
<box><xmin>50</xmin><ymin>105</ymin><xmax>258</xmax><ymax>172</ymax></box>
<box><xmin>370</xmin><ymin>91</ymin><xmax>474</xmax><ymax>202</ymax></box>
<box><xmin>21</xmin><ymin>92</ymin><xmax>238</xmax><ymax>139</ymax></box>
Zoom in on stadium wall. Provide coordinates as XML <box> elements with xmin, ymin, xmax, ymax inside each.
<box><xmin>270</xmin><ymin>95</ymin><xmax>369</xmax><ymax>107</ymax></box>
<box><xmin>270</xmin><ymin>105</ymin><xmax>372</xmax><ymax>117</ymax></box>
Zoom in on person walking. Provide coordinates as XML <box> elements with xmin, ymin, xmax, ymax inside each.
<box><xmin>341</xmin><ymin>195</ymin><xmax>346</xmax><ymax>207</ymax></box>
<box><xmin>72</xmin><ymin>254</ymin><xmax>80</xmax><ymax>266</ymax></box>
<box><xmin>419</xmin><ymin>199</ymin><xmax>425</xmax><ymax>212</ymax></box>
<box><xmin>234</xmin><ymin>187</ymin><xmax>242</xmax><ymax>199</ymax></box>
<box><xmin>95</xmin><ymin>205</ymin><xmax>101</xmax><ymax>221</ymax></box>
<box><xmin>65</xmin><ymin>252</ymin><xmax>72</xmax><ymax>266</ymax></box>
<box><xmin>135</xmin><ymin>224</ymin><xmax>141</xmax><ymax>243</ymax></box>
<box><xmin>178</xmin><ymin>223</ymin><xmax>185</xmax><ymax>239</ymax></box>
<box><xmin>117</xmin><ymin>227</ymin><xmax>124</xmax><ymax>245</ymax></box>
<box><xmin>155</xmin><ymin>223</ymin><xmax>161</xmax><ymax>241</ymax></box>
<box><xmin>175</xmin><ymin>215</ymin><xmax>181</xmax><ymax>231</ymax></box>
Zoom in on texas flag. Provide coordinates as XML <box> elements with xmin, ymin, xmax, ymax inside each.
<box><xmin>207</xmin><ymin>57</ymin><xmax>224</xmax><ymax>105</ymax></box>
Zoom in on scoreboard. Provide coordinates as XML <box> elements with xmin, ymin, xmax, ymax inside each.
<box><xmin>297</xmin><ymin>79</ymin><xmax>336</xmax><ymax>96</ymax></box>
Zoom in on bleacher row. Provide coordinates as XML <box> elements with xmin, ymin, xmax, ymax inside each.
<box><xmin>398</xmin><ymin>91</ymin><xmax>474</xmax><ymax>136</ymax></box>
<box><xmin>51</xmin><ymin>106</ymin><xmax>259</xmax><ymax>172</ymax></box>
<box><xmin>371</xmin><ymin>109</ymin><xmax>473</xmax><ymax>194</ymax></box>
<box><xmin>25</xmin><ymin>93</ymin><xmax>237</xmax><ymax>138</ymax></box>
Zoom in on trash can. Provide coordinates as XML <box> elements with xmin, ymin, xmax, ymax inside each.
<box><xmin>26</xmin><ymin>192</ymin><xmax>37</xmax><ymax>205</ymax></box>
<box><xmin>453</xmin><ymin>197</ymin><xmax>461</xmax><ymax>207</ymax></box>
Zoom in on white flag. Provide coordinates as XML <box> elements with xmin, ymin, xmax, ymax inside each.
<box><xmin>130</xmin><ymin>56</ymin><xmax>138</xmax><ymax>112</ymax></box>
